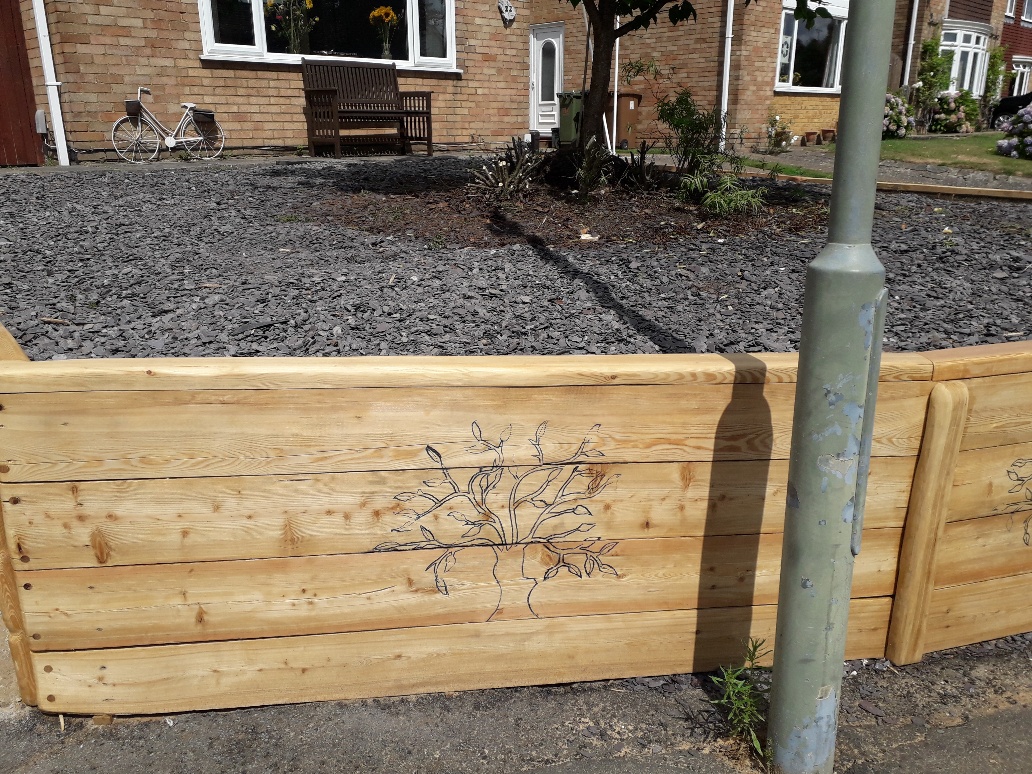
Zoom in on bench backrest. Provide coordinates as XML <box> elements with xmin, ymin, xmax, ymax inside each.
<box><xmin>302</xmin><ymin>59</ymin><xmax>401</xmax><ymax>111</ymax></box>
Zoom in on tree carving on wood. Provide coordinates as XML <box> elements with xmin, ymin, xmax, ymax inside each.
<box><xmin>1001</xmin><ymin>458</ymin><xmax>1032</xmax><ymax>546</ymax></box>
<box><xmin>374</xmin><ymin>422</ymin><xmax>620</xmax><ymax>621</ymax></box>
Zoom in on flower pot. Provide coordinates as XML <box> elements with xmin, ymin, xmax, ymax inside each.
<box><xmin>821</xmin><ymin>128</ymin><xmax>836</xmax><ymax>143</ymax></box>
<box><xmin>803</xmin><ymin>131</ymin><xmax>819</xmax><ymax>146</ymax></box>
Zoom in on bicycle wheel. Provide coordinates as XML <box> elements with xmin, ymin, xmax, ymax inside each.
<box><xmin>111</xmin><ymin>115</ymin><xmax>160</xmax><ymax>163</ymax></box>
<box><xmin>183</xmin><ymin>117</ymin><xmax>225</xmax><ymax>160</ymax></box>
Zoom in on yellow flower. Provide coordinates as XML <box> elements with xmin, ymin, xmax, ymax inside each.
<box><xmin>369</xmin><ymin>6</ymin><xmax>398</xmax><ymax>27</ymax></box>
<box><xmin>305</xmin><ymin>0</ymin><xmax>313</xmax><ymax>8</ymax></box>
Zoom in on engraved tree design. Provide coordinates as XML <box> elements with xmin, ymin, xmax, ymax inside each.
<box><xmin>374</xmin><ymin>422</ymin><xmax>620</xmax><ymax>621</ymax></box>
<box><xmin>1002</xmin><ymin>458</ymin><xmax>1032</xmax><ymax>546</ymax></box>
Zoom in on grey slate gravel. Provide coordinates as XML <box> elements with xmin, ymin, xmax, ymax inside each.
<box><xmin>1</xmin><ymin>157</ymin><xmax>1030</xmax><ymax>362</ymax></box>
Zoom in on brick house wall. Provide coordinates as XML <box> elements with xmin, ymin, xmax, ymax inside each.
<box><xmin>948</xmin><ymin>0</ymin><xmax>994</xmax><ymax>23</ymax></box>
<box><xmin>1002</xmin><ymin>1</ymin><xmax>1032</xmax><ymax>95</ymax></box>
<box><xmin>17</xmin><ymin>0</ymin><xmax>534</xmax><ymax>151</ymax></box>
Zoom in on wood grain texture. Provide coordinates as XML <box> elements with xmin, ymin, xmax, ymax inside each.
<box><xmin>0</xmin><ymin>324</ymin><xmax>28</xmax><ymax>362</ymax></box>
<box><xmin>8</xmin><ymin>632</ymin><xmax>36</xmax><ymax>706</ymax></box>
<box><xmin>0</xmin><ymin>382</ymin><xmax>932</xmax><ymax>484</ymax></box>
<box><xmin>948</xmin><ymin>441</ymin><xmax>1032</xmax><ymax>523</ymax></box>
<box><xmin>923</xmin><ymin>341</ymin><xmax>1032</xmax><ymax>381</ymax></box>
<box><xmin>0</xmin><ymin>505</ymin><xmax>25</xmax><ymax>635</ymax></box>
<box><xmin>30</xmin><ymin>597</ymin><xmax>892</xmax><ymax>714</ymax></box>
<box><xmin>924</xmin><ymin>573</ymin><xmax>1032</xmax><ymax>653</ymax></box>
<box><xmin>0</xmin><ymin>352</ymin><xmax>934</xmax><ymax>393</ymax></box>
<box><xmin>3</xmin><ymin>458</ymin><xmax>915</xmax><ymax>570</ymax></box>
<box><xmin>886</xmin><ymin>381</ymin><xmax>969</xmax><ymax>665</ymax></box>
<box><xmin>934</xmin><ymin>513</ymin><xmax>1032</xmax><ymax>589</ymax></box>
<box><xmin>18</xmin><ymin>530</ymin><xmax>901</xmax><ymax>651</ymax></box>
<box><xmin>959</xmin><ymin>372</ymin><xmax>1032</xmax><ymax>452</ymax></box>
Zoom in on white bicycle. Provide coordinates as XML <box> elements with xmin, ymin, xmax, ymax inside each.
<box><xmin>111</xmin><ymin>87</ymin><xmax>225</xmax><ymax>163</ymax></box>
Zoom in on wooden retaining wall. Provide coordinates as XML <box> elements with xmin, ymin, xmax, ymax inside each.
<box><xmin>0</xmin><ymin>337</ymin><xmax>1030</xmax><ymax>715</ymax></box>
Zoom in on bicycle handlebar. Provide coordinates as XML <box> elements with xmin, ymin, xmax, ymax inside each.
<box><xmin>137</xmin><ymin>87</ymin><xmax>151</xmax><ymax>101</ymax></box>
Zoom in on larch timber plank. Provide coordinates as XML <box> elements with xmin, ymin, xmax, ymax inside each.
<box><xmin>934</xmin><ymin>513</ymin><xmax>1032</xmax><ymax>589</ymax></box>
<box><xmin>924</xmin><ymin>573</ymin><xmax>1032</xmax><ymax>654</ymax></box>
<box><xmin>0</xmin><ymin>382</ymin><xmax>932</xmax><ymax>484</ymax></box>
<box><xmin>959</xmin><ymin>372</ymin><xmax>1032</xmax><ymax>452</ymax></box>
<box><xmin>2</xmin><ymin>457</ymin><xmax>916</xmax><ymax>570</ymax></box>
<box><xmin>31</xmin><ymin>598</ymin><xmax>892</xmax><ymax>715</ymax></box>
<box><xmin>948</xmin><ymin>441</ymin><xmax>1032</xmax><ymax>523</ymax></box>
<box><xmin>922</xmin><ymin>341</ymin><xmax>1032</xmax><ymax>382</ymax></box>
<box><xmin>0</xmin><ymin>352</ymin><xmax>934</xmax><ymax>393</ymax></box>
<box><xmin>18</xmin><ymin>530</ymin><xmax>901</xmax><ymax>651</ymax></box>
<box><xmin>886</xmin><ymin>381</ymin><xmax>969</xmax><ymax>665</ymax></box>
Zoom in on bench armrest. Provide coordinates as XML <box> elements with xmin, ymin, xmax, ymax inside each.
<box><xmin>399</xmin><ymin>91</ymin><xmax>432</xmax><ymax>113</ymax></box>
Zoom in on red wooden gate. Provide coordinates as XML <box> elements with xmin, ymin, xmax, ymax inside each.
<box><xmin>0</xmin><ymin>0</ymin><xmax>43</xmax><ymax>166</ymax></box>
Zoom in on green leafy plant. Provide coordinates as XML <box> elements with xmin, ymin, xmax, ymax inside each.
<box><xmin>575</xmin><ymin>136</ymin><xmax>615</xmax><ymax>201</ymax></box>
<box><xmin>617</xmin><ymin>140</ymin><xmax>660</xmax><ymax>191</ymax></box>
<box><xmin>657</xmin><ymin>89</ymin><xmax>729</xmax><ymax>177</ymax></box>
<box><xmin>912</xmin><ymin>38</ymin><xmax>954</xmax><ymax>130</ymax></box>
<box><xmin>680</xmin><ymin>173</ymin><xmax>764</xmax><ymax>217</ymax></box>
<box><xmin>762</xmin><ymin>113</ymin><xmax>794</xmax><ymax>155</ymax></box>
<box><xmin>468</xmin><ymin>137</ymin><xmax>545</xmax><ymax>201</ymax></box>
<box><xmin>711</xmin><ymin>637</ymin><xmax>773</xmax><ymax>760</ymax></box>
<box><xmin>981</xmin><ymin>46</ymin><xmax>1009</xmax><ymax>128</ymax></box>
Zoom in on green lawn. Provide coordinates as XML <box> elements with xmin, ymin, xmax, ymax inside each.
<box><xmin>879</xmin><ymin>133</ymin><xmax>1031</xmax><ymax>178</ymax></box>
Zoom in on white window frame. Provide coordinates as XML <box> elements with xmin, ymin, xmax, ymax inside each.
<box><xmin>774</xmin><ymin>0</ymin><xmax>850</xmax><ymax>94</ymax></box>
<box><xmin>939</xmin><ymin>20</ymin><xmax>992</xmax><ymax>97</ymax></box>
<box><xmin>196</xmin><ymin>0</ymin><xmax>459</xmax><ymax>72</ymax></box>
<box><xmin>1013</xmin><ymin>57</ymin><xmax>1032</xmax><ymax>96</ymax></box>
<box><xmin>1005</xmin><ymin>0</ymin><xmax>1016</xmax><ymax>19</ymax></box>
<box><xmin>1023</xmin><ymin>0</ymin><xmax>1032</xmax><ymax>23</ymax></box>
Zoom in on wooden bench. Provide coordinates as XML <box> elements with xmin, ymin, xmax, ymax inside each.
<box><xmin>302</xmin><ymin>59</ymin><xmax>433</xmax><ymax>157</ymax></box>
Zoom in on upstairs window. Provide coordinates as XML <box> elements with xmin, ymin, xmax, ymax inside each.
<box><xmin>775</xmin><ymin>1</ymin><xmax>848</xmax><ymax>92</ymax></box>
<box><xmin>1005</xmin><ymin>0</ymin><xmax>1016</xmax><ymax>18</ymax></box>
<box><xmin>199</xmin><ymin>0</ymin><xmax>455</xmax><ymax>70</ymax></box>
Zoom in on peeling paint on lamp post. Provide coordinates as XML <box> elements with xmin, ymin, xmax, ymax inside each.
<box><xmin>767</xmin><ymin>2</ymin><xmax>896</xmax><ymax>773</ymax></box>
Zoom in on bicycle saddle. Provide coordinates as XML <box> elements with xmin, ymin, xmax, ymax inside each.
<box><xmin>181</xmin><ymin>102</ymin><xmax>196</xmax><ymax>109</ymax></box>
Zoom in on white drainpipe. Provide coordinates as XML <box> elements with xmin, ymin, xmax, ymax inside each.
<box><xmin>31</xmin><ymin>0</ymin><xmax>69</xmax><ymax>166</ymax></box>
<box><xmin>719</xmin><ymin>0</ymin><xmax>735</xmax><ymax>150</ymax></box>
<box><xmin>903</xmin><ymin>0</ymin><xmax>921</xmax><ymax>86</ymax></box>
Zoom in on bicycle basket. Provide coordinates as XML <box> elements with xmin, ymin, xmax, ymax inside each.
<box><xmin>125</xmin><ymin>100</ymin><xmax>142</xmax><ymax>117</ymax></box>
<box><xmin>193</xmin><ymin>109</ymin><xmax>216</xmax><ymax>123</ymax></box>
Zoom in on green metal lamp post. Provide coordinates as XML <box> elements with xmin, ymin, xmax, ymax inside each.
<box><xmin>767</xmin><ymin>2</ymin><xmax>897</xmax><ymax>772</ymax></box>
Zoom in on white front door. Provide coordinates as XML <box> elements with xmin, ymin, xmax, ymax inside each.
<box><xmin>530</xmin><ymin>24</ymin><xmax>563</xmax><ymax>133</ymax></box>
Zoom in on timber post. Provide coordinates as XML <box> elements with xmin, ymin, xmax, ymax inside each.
<box><xmin>767</xmin><ymin>2</ymin><xmax>897</xmax><ymax>773</ymax></box>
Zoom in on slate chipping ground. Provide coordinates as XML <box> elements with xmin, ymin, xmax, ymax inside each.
<box><xmin>0</xmin><ymin>157</ymin><xmax>1031</xmax><ymax>773</ymax></box>
<box><xmin>0</xmin><ymin>157</ymin><xmax>1030</xmax><ymax>360</ymax></box>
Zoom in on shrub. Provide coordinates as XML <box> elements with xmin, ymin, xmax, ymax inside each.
<box><xmin>927</xmin><ymin>91</ymin><xmax>978</xmax><ymax>134</ymax></box>
<box><xmin>467</xmin><ymin>137</ymin><xmax>544</xmax><ymax>201</ymax></box>
<box><xmin>980</xmin><ymin>46</ymin><xmax>1009</xmax><ymax>128</ymax></box>
<box><xmin>883</xmin><ymin>93</ymin><xmax>916</xmax><ymax>139</ymax></box>
<box><xmin>679</xmin><ymin>173</ymin><xmax>765</xmax><ymax>217</ymax></box>
<box><xmin>912</xmin><ymin>38</ymin><xmax>954</xmax><ymax>129</ymax></box>
<box><xmin>574</xmin><ymin>136</ymin><xmax>615</xmax><ymax>201</ymax></box>
<box><xmin>996</xmin><ymin>106</ymin><xmax>1032</xmax><ymax>160</ymax></box>
<box><xmin>656</xmin><ymin>89</ymin><xmax>738</xmax><ymax>177</ymax></box>
<box><xmin>763</xmin><ymin>113</ymin><xmax>794</xmax><ymax>154</ymax></box>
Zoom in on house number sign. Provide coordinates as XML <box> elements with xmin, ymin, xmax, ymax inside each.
<box><xmin>498</xmin><ymin>0</ymin><xmax>516</xmax><ymax>22</ymax></box>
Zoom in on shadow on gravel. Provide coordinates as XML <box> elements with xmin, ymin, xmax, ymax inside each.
<box><xmin>488</xmin><ymin>211</ymin><xmax>694</xmax><ymax>353</ymax></box>
<box><xmin>262</xmin><ymin>157</ymin><xmax>476</xmax><ymax>195</ymax></box>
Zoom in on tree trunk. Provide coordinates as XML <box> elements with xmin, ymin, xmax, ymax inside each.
<box><xmin>580</xmin><ymin>19</ymin><xmax>617</xmax><ymax>148</ymax></box>
<box><xmin>487</xmin><ymin>545</ymin><xmax>539</xmax><ymax>622</ymax></box>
